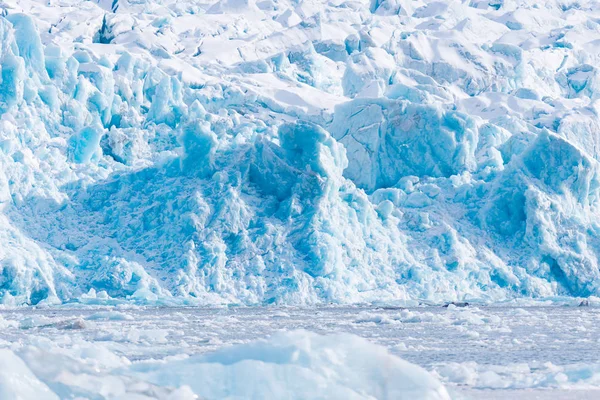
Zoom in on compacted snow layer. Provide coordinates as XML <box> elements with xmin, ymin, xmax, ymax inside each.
<box><xmin>2</xmin><ymin>0</ymin><xmax>600</xmax><ymax>304</ymax></box>
<box><xmin>0</xmin><ymin>305</ymin><xmax>599</xmax><ymax>399</ymax></box>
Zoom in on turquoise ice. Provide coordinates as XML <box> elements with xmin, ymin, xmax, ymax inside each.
<box><xmin>1</xmin><ymin>0</ymin><xmax>600</xmax><ymax>305</ymax></box>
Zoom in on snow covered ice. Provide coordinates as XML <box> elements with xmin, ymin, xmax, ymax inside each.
<box><xmin>0</xmin><ymin>304</ymin><xmax>600</xmax><ymax>399</ymax></box>
<box><xmin>0</xmin><ymin>311</ymin><xmax>453</xmax><ymax>399</ymax></box>
<box><xmin>2</xmin><ymin>0</ymin><xmax>600</xmax><ymax>398</ymax></box>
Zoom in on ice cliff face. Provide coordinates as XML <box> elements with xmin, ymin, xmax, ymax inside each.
<box><xmin>1</xmin><ymin>0</ymin><xmax>600</xmax><ymax>305</ymax></box>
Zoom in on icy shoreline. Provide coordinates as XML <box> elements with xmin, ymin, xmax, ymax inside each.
<box><xmin>1</xmin><ymin>305</ymin><xmax>600</xmax><ymax>399</ymax></box>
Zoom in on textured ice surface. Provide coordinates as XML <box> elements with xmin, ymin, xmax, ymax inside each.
<box><xmin>0</xmin><ymin>304</ymin><xmax>599</xmax><ymax>399</ymax></box>
<box><xmin>131</xmin><ymin>330</ymin><xmax>450</xmax><ymax>400</ymax></box>
<box><xmin>2</xmin><ymin>0</ymin><xmax>600</xmax><ymax>304</ymax></box>
<box><xmin>0</xmin><ymin>349</ymin><xmax>59</xmax><ymax>400</ymax></box>
<box><xmin>0</xmin><ymin>307</ymin><xmax>457</xmax><ymax>400</ymax></box>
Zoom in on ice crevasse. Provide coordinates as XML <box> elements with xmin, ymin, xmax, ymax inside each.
<box><xmin>1</xmin><ymin>0</ymin><xmax>600</xmax><ymax>305</ymax></box>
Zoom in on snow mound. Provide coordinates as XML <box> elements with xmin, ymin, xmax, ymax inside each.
<box><xmin>132</xmin><ymin>329</ymin><xmax>451</xmax><ymax>400</ymax></box>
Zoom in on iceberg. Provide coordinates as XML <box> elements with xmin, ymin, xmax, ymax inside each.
<box><xmin>131</xmin><ymin>330</ymin><xmax>452</xmax><ymax>400</ymax></box>
<box><xmin>0</xmin><ymin>349</ymin><xmax>59</xmax><ymax>400</ymax></box>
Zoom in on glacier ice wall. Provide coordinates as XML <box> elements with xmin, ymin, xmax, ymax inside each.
<box><xmin>1</xmin><ymin>0</ymin><xmax>600</xmax><ymax>304</ymax></box>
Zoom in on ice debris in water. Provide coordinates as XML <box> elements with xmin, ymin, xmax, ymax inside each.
<box><xmin>1</xmin><ymin>0</ymin><xmax>600</xmax><ymax>304</ymax></box>
<box><xmin>0</xmin><ymin>325</ymin><xmax>451</xmax><ymax>400</ymax></box>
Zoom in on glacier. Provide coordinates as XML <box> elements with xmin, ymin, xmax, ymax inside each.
<box><xmin>1</xmin><ymin>0</ymin><xmax>600</xmax><ymax>305</ymax></box>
